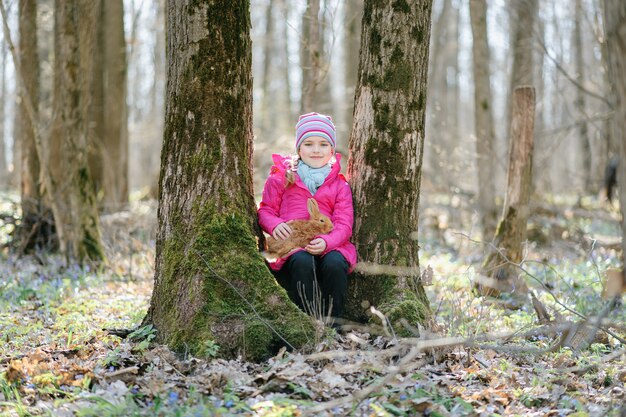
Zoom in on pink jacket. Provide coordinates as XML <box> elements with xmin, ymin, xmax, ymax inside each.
<box><xmin>258</xmin><ymin>153</ymin><xmax>357</xmax><ymax>272</ymax></box>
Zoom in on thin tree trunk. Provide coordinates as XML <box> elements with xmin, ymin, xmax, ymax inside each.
<box><xmin>259</xmin><ymin>0</ymin><xmax>275</xmax><ymax>138</ymax></box>
<box><xmin>469</xmin><ymin>0</ymin><xmax>497</xmax><ymax>240</ymax></box>
<box><xmin>316</xmin><ymin>0</ymin><xmax>333</xmax><ymax>116</ymax></box>
<box><xmin>0</xmin><ymin>41</ymin><xmax>6</xmax><ymax>189</ymax></box>
<box><xmin>602</xmin><ymin>1</ymin><xmax>626</xmax><ymax>259</ymax></box>
<box><xmin>88</xmin><ymin>0</ymin><xmax>105</xmax><ymax>205</ymax></box>
<box><xmin>426</xmin><ymin>0</ymin><xmax>450</xmax><ymax>185</ymax></box>
<box><xmin>17</xmin><ymin>0</ymin><xmax>53</xmax><ymax>252</ymax></box>
<box><xmin>300</xmin><ymin>0</ymin><xmax>320</xmax><ymax>114</ymax></box>
<box><xmin>103</xmin><ymin>0</ymin><xmax>128</xmax><ymax>208</ymax></box>
<box><xmin>575</xmin><ymin>0</ymin><xmax>592</xmax><ymax>193</ymax></box>
<box><xmin>507</xmin><ymin>0</ymin><xmax>537</xmax><ymax>148</ymax></box>
<box><xmin>345</xmin><ymin>0</ymin><xmax>433</xmax><ymax>331</ymax></box>
<box><xmin>478</xmin><ymin>87</ymin><xmax>535</xmax><ymax>298</ymax></box>
<box><xmin>279</xmin><ymin>0</ymin><xmax>294</xmax><ymax>124</ymax></box>
<box><xmin>144</xmin><ymin>0</ymin><xmax>314</xmax><ymax>361</ymax></box>
<box><xmin>343</xmin><ymin>0</ymin><xmax>361</xmax><ymax>146</ymax></box>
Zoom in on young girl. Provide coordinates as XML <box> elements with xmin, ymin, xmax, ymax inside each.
<box><xmin>258</xmin><ymin>112</ymin><xmax>357</xmax><ymax>324</ymax></box>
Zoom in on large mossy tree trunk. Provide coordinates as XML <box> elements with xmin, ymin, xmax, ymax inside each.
<box><xmin>49</xmin><ymin>0</ymin><xmax>104</xmax><ymax>262</ymax></box>
<box><xmin>144</xmin><ymin>0</ymin><xmax>314</xmax><ymax>361</ymax></box>
<box><xmin>603</xmin><ymin>1</ymin><xmax>626</xmax><ymax>261</ymax></box>
<box><xmin>478</xmin><ymin>87</ymin><xmax>535</xmax><ymax>298</ymax></box>
<box><xmin>469</xmin><ymin>0</ymin><xmax>497</xmax><ymax>241</ymax></box>
<box><xmin>345</xmin><ymin>0</ymin><xmax>433</xmax><ymax>332</ymax></box>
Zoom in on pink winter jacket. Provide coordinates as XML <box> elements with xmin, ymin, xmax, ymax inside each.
<box><xmin>258</xmin><ymin>153</ymin><xmax>357</xmax><ymax>272</ymax></box>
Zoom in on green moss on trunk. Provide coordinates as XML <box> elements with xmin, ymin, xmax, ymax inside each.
<box><xmin>153</xmin><ymin>204</ymin><xmax>314</xmax><ymax>360</ymax></box>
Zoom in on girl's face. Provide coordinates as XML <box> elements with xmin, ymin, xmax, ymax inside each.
<box><xmin>298</xmin><ymin>136</ymin><xmax>334</xmax><ymax>168</ymax></box>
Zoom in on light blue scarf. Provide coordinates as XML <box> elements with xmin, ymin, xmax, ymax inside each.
<box><xmin>297</xmin><ymin>161</ymin><xmax>331</xmax><ymax>195</ymax></box>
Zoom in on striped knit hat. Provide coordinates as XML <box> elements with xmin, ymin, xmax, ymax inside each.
<box><xmin>295</xmin><ymin>112</ymin><xmax>336</xmax><ymax>151</ymax></box>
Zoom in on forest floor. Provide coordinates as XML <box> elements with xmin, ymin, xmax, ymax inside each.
<box><xmin>0</xmin><ymin>192</ymin><xmax>625</xmax><ymax>417</ymax></box>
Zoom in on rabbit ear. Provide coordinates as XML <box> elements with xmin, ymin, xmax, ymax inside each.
<box><xmin>307</xmin><ymin>198</ymin><xmax>320</xmax><ymax>217</ymax></box>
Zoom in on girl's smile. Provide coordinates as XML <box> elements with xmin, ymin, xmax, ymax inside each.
<box><xmin>298</xmin><ymin>136</ymin><xmax>334</xmax><ymax>168</ymax></box>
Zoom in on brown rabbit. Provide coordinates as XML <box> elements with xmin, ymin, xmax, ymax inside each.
<box><xmin>265</xmin><ymin>198</ymin><xmax>333</xmax><ymax>259</ymax></box>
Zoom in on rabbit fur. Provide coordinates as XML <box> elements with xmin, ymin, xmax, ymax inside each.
<box><xmin>265</xmin><ymin>198</ymin><xmax>333</xmax><ymax>259</ymax></box>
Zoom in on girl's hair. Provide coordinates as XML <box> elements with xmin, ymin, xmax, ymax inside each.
<box><xmin>284</xmin><ymin>155</ymin><xmax>300</xmax><ymax>187</ymax></box>
<box><xmin>284</xmin><ymin>153</ymin><xmax>337</xmax><ymax>188</ymax></box>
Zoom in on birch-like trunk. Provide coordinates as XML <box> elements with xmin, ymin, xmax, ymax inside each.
<box><xmin>469</xmin><ymin>0</ymin><xmax>497</xmax><ymax>240</ymax></box>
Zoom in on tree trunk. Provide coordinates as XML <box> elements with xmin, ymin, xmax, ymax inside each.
<box><xmin>478</xmin><ymin>87</ymin><xmax>535</xmax><ymax>298</ymax></box>
<box><xmin>425</xmin><ymin>0</ymin><xmax>450</xmax><ymax>186</ymax></box>
<box><xmin>0</xmin><ymin>41</ymin><xmax>6</xmax><ymax>189</ymax></box>
<box><xmin>602</xmin><ymin>1</ymin><xmax>626</xmax><ymax>260</ymax></box>
<box><xmin>279</xmin><ymin>0</ymin><xmax>294</xmax><ymax>123</ymax></box>
<box><xmin>259</xmin><ymin>0</ymin><xmax>275</xmax><ymax>139</ymax></box>
<box><xmin>103</xmin><ymin>0</ymin><xmax>128</xmax><ymax>208</ymax></box>
<box><xmin>50</xmin><ymin>0</ymin><xmax>104</xmax><ymax>262</ymax></box>
<box><xmin>345</xmin><ymin>0</ymin><xmax>433</xmax><ymax>331</ymax></box>
<box><xmin>16</xmin><ymin>0</ymin><xmax>55</xmax><ymax>252</ymax></box>
<box><xmin>144</xmin><ymin>0</ymin><xmax>314</xmax><ymax>361</ymax></box>
<box><xmin>88</xmin><ymin>0</ymin><xmax>127</xmax><ymax>211</ymax></box>
<box><xmin>343</xmin><ymin>0</ymin><xmax>362</xmax><ymax>148</ymax></box>
<box><xmin>574</xmin><ymin>0</ymin><xmax>592</xmax><ymax>193</ymax></box>
<box><xmin>469</xmin><ymin>0</ymin><xmax>497</xmax><ymax>240</ymax></box>
<box><xmin>507</xmin><ymin>0</ymin><xmax>537</xmax><ymax>152</ymax></box>
<box><xmin>300</xmin><ymin>0</ymin><xmax>320</xmax><ymax>114</ymax></box>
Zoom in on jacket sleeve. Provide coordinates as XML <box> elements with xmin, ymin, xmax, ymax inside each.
<box><xmin>258</xmin><ymin>173</ymin><xmax>286</xmax><ymax>235</ymax></box>
<box><xmin>318</xmin><ymin>181</ymin><xmax>354</xmax><ymax>252</ymax></box>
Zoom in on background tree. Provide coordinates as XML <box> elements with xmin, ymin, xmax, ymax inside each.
<box><xmin>478</xmin><ymin>87</ymin><xmax>535</xmax><ymax>298</ymax></box>
<box><xmin>470</xmin><ymin>0</ymin><xmax>497</xmax><ymax>240</ymax></box>
<box><xmin>15</xmin><ymin>0</ymin><xmax>55</xmax><ymax>252</ymax></box>
<box><xmin>602</xmin><ymin>0</ymin><xmax>626</xmax><ymax>259</ymax></box>
<box><xmin>0</xmin><ymin>35</ymin><xmax>7</xmax><ymax>189</ymax></box>
<box><xmin>143</xmin><ymin>0</ymin><xmax>314</xmax><ymax>361</ymax></box>
<box><xmin>345</xmin><ymin>0</ymin><xmax>433</xmax><ymax>330</ymax></box>
<box><xmin>48</xmin><ymin>0</ymin><xmax>104</xmax><ymax>262</ymax></box>
<box><xmin>342</xmin><ymin>0</ymin><xmax>362</xmax><ymax>144</ymax></box>
<box><xmin>88</xmin><ymin>0</ymin><xmax>128</xmax><ymax>211</ymax></box>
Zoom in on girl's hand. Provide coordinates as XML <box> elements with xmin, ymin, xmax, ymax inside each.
<box><xmin>305</xmin><ymin>238</ymin><xmax>326</xmax><ymax>255</ymax></box>
<box><xmin>272</xmin><ymin>222</ymin><xmax>292</xmax><ymax>240</ymax></box>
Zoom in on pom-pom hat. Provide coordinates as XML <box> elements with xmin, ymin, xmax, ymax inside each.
<box><xmin>295</xmin><ymin>112</ymin><xmax>336</xmax><ymax>151</ymax></box>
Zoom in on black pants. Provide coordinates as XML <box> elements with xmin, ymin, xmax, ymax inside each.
<box><xmin>273</xmin><ymin>250</ymin><xmax>348</xmax><ymax>321</ymax></box>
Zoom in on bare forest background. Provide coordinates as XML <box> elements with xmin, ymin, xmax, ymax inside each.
<box><xmin>0</xmin><ymin>0</ymin><xmax>616</xmax><ymax>208</ymax></box>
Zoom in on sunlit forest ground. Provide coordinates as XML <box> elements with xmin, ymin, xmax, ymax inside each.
<box><xmin>0</xmin><ymin>191</ymin><xmax>624</xmax><ymax>416</ymax></box>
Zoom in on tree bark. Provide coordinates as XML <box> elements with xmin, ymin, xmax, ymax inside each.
<box><xmin>88</xmin><ymin>0</ymin><xmax>128</xmax><ymax>211</ymax></box>
<box><xmin>0</xmin><ymin>40</ymin><xmax>6</xmax><ymax>189</ymax></box>
<box><xmin>144</xmin><ymin>0</ymin><xmax>314</xmax><ymax>361</ymax></box>
<box><xmin>343</xmin><ymin>0</ymin><xmax>362</xmax><ymax>147</ymax></box>
<box><xmin>300</xmin><ymin>0</ymin><xmax>320</xmax><ymax>114</ymax></box>
<box><xmin>575</xmin><ymin>0</ymin><xmax>592</xmax><ymax>193</ymax></box>
<box><xmin>602</xmin><ymin>1</ymin><xmax>626</xmax><ymax>260</ymax></box>
<box><xmin>345</xmin><ymin>0</ymin><xmax>433</xmax><ymax>331</ymax></box>
<box><xmin>507</xmin><ymin>0</ymin><xmax>537</xmax><ymax>149</ymax></box>
<box><xmin>478</xmin><ymin>87</ymin><xmax>535</xmax><ymax>298</ymax></box>
<box><xmin>103</xmin><ymin>0</ymin><xmax>128</xmax><ymax>208</ymax></box>
<box><xmin>425</xmin><ymin>0</ymin><xmax>450</xmax><ymax>186</ymax></box>
<box><xmin>49</xmin><ymin>0</ymin><xmax>104</xmax><ymax>262</ymax></box>
<box><xmin>16</xmin><ymin>0</ymin><xmax>56</xmax><ymax>252</ymax></box>
<box><xmin>469</xmin><ymin>0</ymin><xmax>497</xmax><ymax>240</ymax></box>
<box><xmin>259</xmin><ymin>0</ymin><xmax>275</xmax><ymax>138</ymax></box>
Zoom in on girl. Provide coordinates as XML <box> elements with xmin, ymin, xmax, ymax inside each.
<box><xmin>258</xmin><ymin>112</ymin><xmax>357</xmax><ymax>324</ymax></box>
